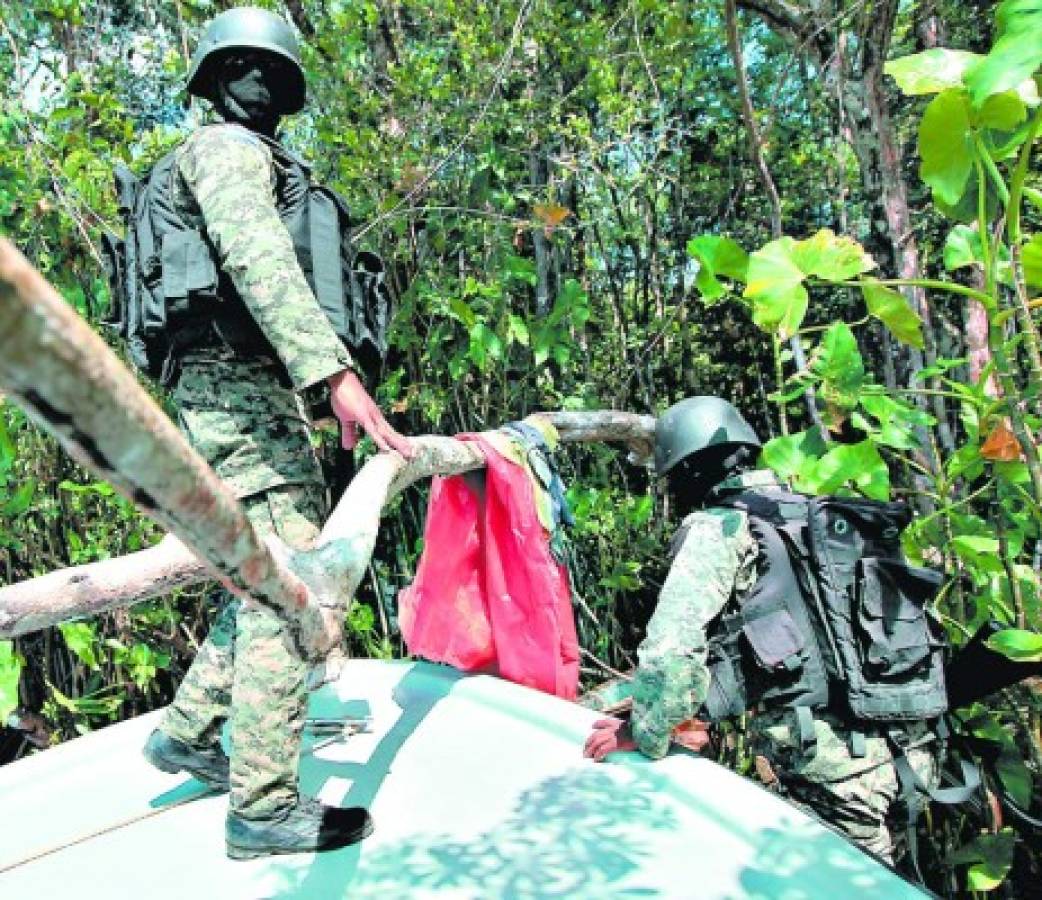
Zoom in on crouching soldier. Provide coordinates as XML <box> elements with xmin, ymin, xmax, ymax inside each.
<box><xmin>585</xmin><ymin>397</ymin><xmax>960</xmax><ymax>867</ymax></box>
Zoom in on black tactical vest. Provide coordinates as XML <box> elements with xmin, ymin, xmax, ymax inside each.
<box><xmin>103</xmin><ymin>125</ymin><xmax>390</xmax><ymax>384</ymax></box>
<box><xmin>688</xmin><ymin>487</ymin><xmax>949</xmax><ymax>725</ymax></box>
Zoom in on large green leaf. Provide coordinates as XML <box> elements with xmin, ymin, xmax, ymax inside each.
<box><xmin>861</xmin><ymin>281</ymin><xmax>924</xmax><ymax>348</ymax></box>
<box><xmin>988</xmin><ymin>627</ymin><xmax>1042</xmax><ymax>661</ymax></box>
<box><xmin>919</xmin><ymin>89</ymin><xmax>974</xmax><ymax>206</ymax></box>
<box><xmin>745</xmin><ymin>231</ymin><xmax>873</xmax><ymax>338</ymax></box>
<box><xmin>965</xmin><ymin>0</ymin><xmax>1042</xmax><ymax>107</ymax></box>
<box><xmin>745</xmin><ymin>237</ymin><xmax>808</xmax><ymax>338</ymax></box>
<box><xmin>790</xmin><ymin>229</ymin><xmax>875</xmax><ymax>282</ymax></box>
<box><xmin>1023</xmin><ymin>234</ymin><xmax>1042</xmax><ymax>288</ymax></box>
<box><xmin>809</xmin><ymin>440</ymin><xmax>890</xmax><ymax>500</ymax></box>
<box><xmin>687</xmin><ymin>235</ymin><xmax>748</xmax><ymax>301</ymax></box>
<box><xmin>759</xmin><ymin>426</ymin><xmax>827</xmax><ymax>481</ymax></box>
<box><xmin>884</xmin><ymin>49</ymin><xmax>982</xmax><ymax>95</ymax></box>
<box><xmin>0</xmin><ymin>640</ymin><xmax>22</xmax><ymax>721</ymax></box>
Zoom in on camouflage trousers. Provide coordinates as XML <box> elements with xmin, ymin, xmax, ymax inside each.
<box><xmin>159</xmin><ymin>482</ymin><xmax>327</xmax><ymax>820</ymax></box>
<box><xmin>750</xmin><ymin>710</ymin><xmax>939</xmax><ymax>865</ymax></box>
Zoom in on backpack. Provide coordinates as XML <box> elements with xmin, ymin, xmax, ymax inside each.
<box><xmin>701</xmin><ymin>488</ymin><xmax>949</xmax><ymax>726</ymax></box>
<box><xmin>101</xmin><ymin>130</ymin><xmax>391</xmax><ymax>385</ymax></box>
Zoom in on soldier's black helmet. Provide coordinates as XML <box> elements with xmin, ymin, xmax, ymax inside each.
<box><xmin>654</xmin><ymin>396</ymin><xmax>761</xmax><ymax>477</ymax></box>
<box><xmin>187</xmin><ymin>7</ymin><xmax>306</xmax><ymax>115</ymax></box>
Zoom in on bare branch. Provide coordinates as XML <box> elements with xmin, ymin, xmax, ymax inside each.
<box><xmin>735</xmin><ymin>0</ymin><xmax>808</xmax><ymax>44</ymax></box>
<box><xmin>0</xmin><ymin>238</ymin><xmax>313</xmax><ymax>631</ymax></box>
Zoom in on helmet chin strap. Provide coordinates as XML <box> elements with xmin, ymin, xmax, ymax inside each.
<box><xmin>214</xmin><ymin>79</ymin><xmax>280</xmax><ymax>137</ymax></box>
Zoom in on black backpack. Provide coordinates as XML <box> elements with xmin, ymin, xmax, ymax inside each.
<box><xmin>701</xmin><ymin>489</ymin><xmax>949</xmax><ymax>726</ymax></box>
<box><xmin>101</xmin><ymin>133</ymin><xmax>391</xmax><ymax>385</ymax></box>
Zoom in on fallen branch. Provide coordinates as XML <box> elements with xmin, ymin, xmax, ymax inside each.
<box><xmin>0</xmin><ymin>238</ymin><xmax>319</xmax><ymax>646</ymax></box>
<box><xmin>0</xmin><ymin>237</ymin><xmax>656</xmax><ymax>644</ymax></box>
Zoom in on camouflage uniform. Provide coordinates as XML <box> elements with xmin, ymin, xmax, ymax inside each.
<box><xmin>158</xmin><ymin>124</ymin><xmax>353</xmax><ymax>819</ymax></box>
<box><xmin>629</xmin><ymin>470</ymin><xmax>937</xmax><ymax>864</ymax></box>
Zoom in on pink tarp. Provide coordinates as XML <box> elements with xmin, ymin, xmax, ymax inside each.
<box><xmin>398</xmin><ymin>434</ymin><xmax>579</xmax><ymax>699</ymax></box>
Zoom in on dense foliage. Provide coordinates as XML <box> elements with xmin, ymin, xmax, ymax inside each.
<box><xmin>1</xmin><ymin>1</ymin><xmax>1041</xmax><ymax>893</ymax></box>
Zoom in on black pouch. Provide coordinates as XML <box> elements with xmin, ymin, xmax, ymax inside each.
<box><xmin>743</xmin><ymin>608</ymin><xmax>805</xmax><ymax>672</ymax></box>
<box><xmin>856</xmin><ymin>557</ymin><xmax>943</xmax><ymax>679</ymax></box>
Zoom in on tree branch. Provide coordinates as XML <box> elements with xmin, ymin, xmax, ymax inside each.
<box><xmin>0</xmin><ymin>238</ymin><xmax>318</xmax><ymax>646</ymax></box>
<box><xmin>735</xmin><ymin>0</ymin><xmax>808</xmax><ymax>44</ymax></box>
<box><xmin>0</xmin><ymin>237</ymin><xmax>656</xmax><ymax>642</ymax></box>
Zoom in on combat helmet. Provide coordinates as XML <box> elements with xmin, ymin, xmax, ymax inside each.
<box><xmin>187</xmin><ymin>7</ymin><xmax>306</xmax><ymax>114</ymax></box>
<box><xmin>654</xmin><ymin>396</ymin><xmax>761</xmax><ymax>477</ymax></box>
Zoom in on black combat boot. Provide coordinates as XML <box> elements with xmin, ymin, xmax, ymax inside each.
<box><xmin>143</xmin><ymin>728</ymin><xmax>230</xmax><ymax>792</ymax></box>
<box><xmin>225</xmin><ymin>798</ymin><xmax>373</xmax><ymax>860</ymax></box>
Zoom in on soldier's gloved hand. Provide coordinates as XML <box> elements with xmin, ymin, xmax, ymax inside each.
<box><xmin>328</xmin><ymin>369</ymin><xmax>415</xmax><ymax>458</ymax></box>
<box><xmin>583</xmin><ymin>717</ymin><xmax>637</xmax><ymax>761</ymax></box>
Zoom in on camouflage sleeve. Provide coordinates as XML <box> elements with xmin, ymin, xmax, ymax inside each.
<box><xmin>177</xmin><ymin>125</ymin><xmax>353</xmax><ymax>391</ymax></box>
<box><xmin>630</xmin><ymin>508</ymin><xmax>752</xmax><ymax>759</ymax></box>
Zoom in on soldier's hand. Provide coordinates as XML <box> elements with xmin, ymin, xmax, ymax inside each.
<box><xmin>327</xmin><ymin>369</ymin><xmax>415</xmax><ymax>458</ymax></box>
<box><xmin>583</xmin><ymin>717</ymin><xmax>637</xmax><ymax>761</ymax></box>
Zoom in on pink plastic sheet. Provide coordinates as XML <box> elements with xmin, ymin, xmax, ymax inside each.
<box><xmin>398</xmin><ymin>434</ymin><xmax>579</xmax><ymax>699</ymax></box>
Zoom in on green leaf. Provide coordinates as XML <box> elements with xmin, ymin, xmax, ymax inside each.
<box><xmin>1</xmin><ymin>478</ymin><xmax>36</xmax><ymax>518</ymax></box>
<box><xmin>504</xmin><ymin>254</ymin><xmax>537</xmax><ymax>286</ymax></box>
<box><xmin>0</xmin><ymin>416</ymin><xmax>14</xmax><ymax>473</ymax></box>
<box><xmin>448</xmin><ymin>295</ymin><xmax>477</xmax><ymax>329</ymax></box>
<box><xmin>791</xmin><ymin>229</ymin><xmax>875</xmax><ymax>282</ymax></box>
<box><xmin>687</xmin><ymin>235</ymin><xmax>749</xmax><ymax>301</ymax></box>
<box><xmin>919</xmin><ymin>89</ymin><xmax>974</xmax><ymax>207</ymax></box>
<box><xmin>965</xmin><ymin>0</ymin><xmax>1042</xmax><ymax>107</ymax></box>
<box><xmin>506</xmin><ymin>314</ymin><xmax>529</xmax><ymax>347</ymax></box>
<box><xmin>996</xmin><ymin>744</ymin><xmax>1033</xmax><ymax>807</ymax></box>
<box><xmin>1025</xmin><ymin>186</ymin><xmax>1042</xmax><ymax>213</ymax></box>
<box><xmin>760</xmin><ymin>427</ymin><xmax>827</xmax><ymax>481</ymax></box>
<box><xmin>987</xmin><ymin>627</ymin><xmax>1042</xmax><ymax>661</ymax></box>
<box><xmin>885</xmin><ymin>49</ymin><xmax>983</xmax><ymax>95</ymax></box>
<box><xmin>0</xmin><ymin>640</ymin><xmax>23</xmax><ymax>721</ymax></box>
<box><xmin>60</xmin><ymin>621</ymin><xmax>101</xmax><ymax>670</ymax></box>
<box><xmin>745</xmin><ymin>237</ymin><xmax>808</xmax><ymax>339</ymax></box>
<box><xmin>936</xmin><ymin>168</ymin><xmax>1003</xmax><ymax>224</ymax></box>
<box><xmin>943</xmin><ymin>224</ymin><xmax>983</xmax><ymax>270</ymax></box>
<box><xmin>948</xmin><ymin>830</ymin><xmax>1016</xmax><ymax>891</ymax></box>
<box><xmin>942</xmin><ymin>226</ymin><xmax>1013</xmax><ymax>284</ymax></box>
<box><xmin>1023</xmin><ymin>234</ymin><xmax>1042</xmax><ymax>288</ymax></box>
<box><xmin>811</xmin><ymin>323</ymin><xmax>865</xmax><ymax>423</ymax></box>
<box><xmin>861</xmin><ymin>281</ymin><xmax>925</xmax><ymax>348</ymax></box>
<box><xmin>468</xmin><ymin>322</ymin><xmax>503</xmax><ymax>371</ymax></box>
<box><xmin>809</xmin><ymin>440</ymin><xmax>890</xmax><ymax>500</ymax></box>
<box><xmin>855</xmin><ymin>392</ymin><xmax>932</xmax><ymax>450</ymax></box>
<box><xmin>977</xmin><ymin>91</ymin><xmax>1028</xmax><ymax>131</ymax></box>
<box><xmin>954</xmin><ymin>534</ymin><xmax>1002</xmax><ymax>555</ymax></box>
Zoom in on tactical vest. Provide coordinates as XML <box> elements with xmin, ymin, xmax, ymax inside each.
<box><xmin>690</xmin><ymin>487</ymin><xmax>949</xmax><ymax>726</ymax></box>
<box><xmin>102</xmin><ymin>126</ymin><xmax>390</xmax><ymax>385</ymax></box>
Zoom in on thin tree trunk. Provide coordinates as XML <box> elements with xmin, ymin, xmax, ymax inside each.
<box><xmin>725</xmin><ymin>0</ymin><xmax>824</xmax><ymax>435</ymax></box>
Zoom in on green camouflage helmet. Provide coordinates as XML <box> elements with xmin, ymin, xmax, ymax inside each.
<box><xmin>654</xmin><ymin>396</ymin><xmax>761</xmax><ymax>476</ymax></box>
<box><xmin>187</xmin><ymin>7</ymin><xmax>306</xmax><ymax>114</ymax></box>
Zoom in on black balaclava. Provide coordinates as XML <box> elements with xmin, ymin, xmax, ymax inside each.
<box><xmin>668</xmin><ymin>445</ymin><xmax>754</xmax><ymax>517</ymax></box>
<box><xmin>212</xmin><ymin>51</ymin><xmax>284</xmax><ymax>138</ymax></box>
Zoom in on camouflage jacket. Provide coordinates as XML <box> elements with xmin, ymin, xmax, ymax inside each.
<box><xmin>169</xmin><ymin>124</ymin><xmax>353</xmax><ymax>497</ymax></box>
<box><xmin>629</xmin><ymin>470</ymin><xmax>773</xmax><ymax>758</ymax></box>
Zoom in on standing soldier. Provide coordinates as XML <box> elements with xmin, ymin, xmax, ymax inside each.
<box><xmin>584</xmin><ymin>397</ymin><xmax>950</xmax><ymax>867</ymax></box>
<box><xmin>131</xmin><ymin>8</ymin><xmax>414</xmax><ymax>859</ymax></box>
